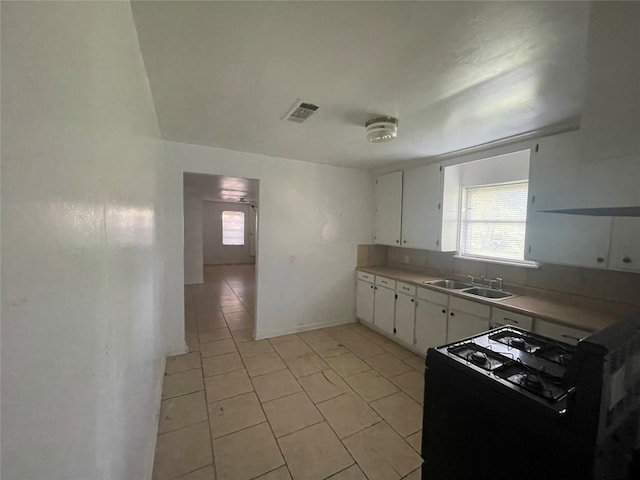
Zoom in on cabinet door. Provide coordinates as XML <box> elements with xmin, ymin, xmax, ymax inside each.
<box><xmin>609</xmin><ymin>217</ymin><xmax>640</xmax><ymax>272</ymax></box>
<box><xmin>525</xmin><ymin>212</ymin><xmax>611</xmax><ymax>268</ymax></box>
<box><xmin>415</xmin><ymin>300</ymin><xmax>448</xmax><ymax>355</ymax></box>
<box><xmin>526</xmin><ymin>131</ymin><xmax>612</xmax><ymax>268</ymax></box>
<box><xmin>356</xmin><ymin>280</ymin><xmax>375</xmax><ymax>324</ymax></box>
<box><xmin>401</xmin><ymin>163</ymin><xmax>441</xmax><ymax>250</ymax></box>
<box><xmin>446</xmin><ymin>310</ymin><xmax>490</xmax><ymax>343</ymax></box>
<box><xmin>533</xmin><ymin>319</ymin><xmax>590</xmax><ymax>346</ymax></box>
<box><xmin>394</xmin><ymin>293</ymin><xmax>416</xmax><ymax>345</ymax></box>
<box><xmin>374</xmin><ymin>171</ymin><xmax>403</xmax><ymax>246</ymax></box>
<box><xmin>374</xmin><ymin>286</ymin><xmax>395</xmax><ymax>336</ymax></box>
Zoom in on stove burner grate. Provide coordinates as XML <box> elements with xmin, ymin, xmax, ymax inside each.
<box><xmin>535</xmin><ymin>345</ymin><xmax>575</xmax><ymax>366</ymax></box>
<box><xmin>448</xmin><ymin>342</ymin><xmax>509</xmax><ymax>371</ymax></box>
<box><xmin>489</xmin><ymin>330</ymin><xmax>547</xmax><ymax>353</ymax></box>
<box><xmin>494</xmin><ymin>362</ymin><xmax>567</xmax><ymax>401</ymax></box>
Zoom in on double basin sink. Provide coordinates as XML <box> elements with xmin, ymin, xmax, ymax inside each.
<box><xmin>427</xmin><ymin>279</ymin><xmax>515</xmax><ymax>299</ymax></box>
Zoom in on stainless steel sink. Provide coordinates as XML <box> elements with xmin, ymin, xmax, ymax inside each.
<box><xmin>428</xmin><ymin>279</ymin><xmax>475</xmax><ymax>290</ymax></box>
<box><xmin>465</xmin><ymin>287</ymin><xmax>514</xmax><ymax>299</ymax></box>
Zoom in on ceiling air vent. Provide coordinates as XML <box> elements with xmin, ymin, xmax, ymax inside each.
<box><xmin>284</xmin><ymin>100</ymin><xmax>319</xmax><ymax>123</ymax></box>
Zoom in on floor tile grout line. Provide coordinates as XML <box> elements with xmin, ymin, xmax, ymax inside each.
<box><xmin>234</xmin><ymin>328</ymin><xmax>291</xmax><ymax>475</ymax></box>
<box><xmin>155</xmin><ymin>419</ymin><xmax>209</xmax><ymax>438</ymax></box>
<box><xmin>194</xmin><ymin>338</ymin><xmax>218</xmax><ymax>480</ymax></box>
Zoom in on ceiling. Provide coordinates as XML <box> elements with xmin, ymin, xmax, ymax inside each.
<box><xmin>184</xmin><ymin>173</ymin><xmax>259</xmax><ymax>205</ymax></box>
<box><xmin>132</xmin><ymin>1</ymin><xmax>590</xmax><ymax>169</ymax></box>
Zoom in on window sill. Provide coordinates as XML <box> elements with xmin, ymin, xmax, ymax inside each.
<box><xmin>454</xmin><ymin>254</ymin><xmax>540</xmax><ymax>269</ymax></box>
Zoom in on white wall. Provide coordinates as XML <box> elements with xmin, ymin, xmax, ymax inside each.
<box><xmin>1</xmin><ymin>2</ymin><xmax>166</xmax><ymax>479</ymax></box>
<box><xmin>183</xmin><ymin>185</ymin><xmax>204</xmax><ymax>284</ymax></box>
<box><xmin>162</xmin><ymin>141</ymin><xmax>374</xmax><ymax>340</ymax></box>
<box><xmin>203</xmin><ymin>202</ymin><xmax>254</xmax><ymax>265</ymax></box>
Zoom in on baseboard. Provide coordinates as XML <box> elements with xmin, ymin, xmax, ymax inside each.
<box><xmin>145</xmin><ymin>354</ymin><xmax>167</xmax><ymax>480</ymax></box>
<box><xmin>166</xmin><ymin>342</ymin><xmax>189</xmax><ymax>357</ymax></box>
<box><xmin>255</xmin><ymin>317</ymin><xmax>357</xmax><ymax>340</ymax></box>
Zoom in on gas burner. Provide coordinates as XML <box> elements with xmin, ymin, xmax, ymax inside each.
<box><xmin>469</xmin><ymin>351</ymin><xmax>488</xmax><ymax>365</ymax></box>
<box><xmin>522</xmin><ymin>373</ymin><xmax>543</xmax><ymax>390</ymax></box>
<box><xmin>489</xmin><ymin>330</ymin><xmax>547</xmax><ymax>353</ymax></box>
<box><xmin>494</xmin><ymin>363</ymin><xmax>567</xmax><ymax>402</ymax></box>
<box><xmin>448</xmin><ymin>342</ymin><xmax>509</xmax><ymax>371</ymax></box>
<box><xmin>535</xmin><ymin>345</ymin><xmax>575</xmax><ymax>366</ymax></box>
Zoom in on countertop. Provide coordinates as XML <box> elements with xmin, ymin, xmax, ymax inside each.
<box><xmin>357</xmin><ymin>265</ymin><xmax>638</xmax><ymax>333</ymax></box>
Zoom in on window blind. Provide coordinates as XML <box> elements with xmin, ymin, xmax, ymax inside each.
<box><xmin>222</xmin><ymin>211</ymin><xmax>245</xmax><ymax>246</ymax></box>
<box><xmin>460</xmin><ymin>181</ymin><xmax>529</xmax><ymax>261</ymax></box>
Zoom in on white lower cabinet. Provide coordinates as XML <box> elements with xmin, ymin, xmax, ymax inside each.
<box><xmin>374</xmin><ymin>285</ymin><xmax>396</xmax><ymax>336</ymax></box>
<box><xmin>533</xmin><ymin>319</ymin><xmax>591</xmax><ymax>345</ymax></box>
<box><xmin>356</xmin><ymin>280</ymin><xmax>375</xmax><ymax>325</ymax></box>
<box><xmin>394</xmin><ymin>293</ymin><xmax>416</xmax><ymax>345</ymax></box>
<box><xmin>414</xmin><ymin>297</ymin><xmax>448</xmax><ymax>354</ymax></box>
<box><xmin>447</xmin><ymin>297</ymin><xmax>491</xmax><ymax>343</ymax></box>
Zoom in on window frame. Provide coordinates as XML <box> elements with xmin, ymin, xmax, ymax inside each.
<box><xmin>221</xmin><ymin>210</ymin><xmax>246</xmax><ymax>246</ymax></box>
<box><xmin>457</xmin><ymin>180</ymin><xmax>535</xmax><ymax>266</ymax></box>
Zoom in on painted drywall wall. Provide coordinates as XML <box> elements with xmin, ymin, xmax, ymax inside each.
<box><xmin>162</xmin><ymin>141</ymin><xmax>374</xmax><ymax>340</ymax></box>
<box><xmin>1</xmin><ymin>2</ymin><xmax>167</xmax><ymax>479</ymax></box>
<box><xmin>184</xmin><ymin>185</ymin><xmax>204</xmax><ymax>284</ymax></box>
<box><xmin>203</xmin><ymin>202</ymin><xmax>254</xmax><ymax>265</ymax></box>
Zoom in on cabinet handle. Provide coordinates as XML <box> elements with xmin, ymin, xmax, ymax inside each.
<box><xmin>396</xmin><ymin>240</ymin><xmax>399</xmax><ymax>244</ymax></box>
<box><xmin>503</xmin><ymin>317</ymin><xmax>519</xmax><ymax>324</ymax></box>
<box><xmin>442</xmin><ymin>309</ymin><xmax>446</xmax><ymax>314</ymax></box>
<box><xmin>450</xmin><ymin>312</ymin><xmax>455</xmax><ymax>317</ymax></box>
<box><xmin>597</xmin><ymin>257</ymin><xmax>605</xmax><ymax>263</ymax></box>
<box><xmin>411</xmin><ymin>298</ymin><xmax>414</xmax><ymax>303</ymax></box>
<box><xmin>403</xmin><ymin>240</ymin><xmax>407</xmax><ymax>244</ymax></box>
<box><xmin>370</xmin><ymin>285</ymin><xmax>374</xmax><ymax>289</ymax></box>
<box><xmin>623</xmin><ymin>257</ymin><xmax>632</xmax><ymax>264</ymax></box>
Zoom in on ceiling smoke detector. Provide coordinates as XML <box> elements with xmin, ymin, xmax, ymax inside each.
<box><xmin>365</xmin><ymin>116</ymin><xmax>398</xmax><ymax>143</ymax></box>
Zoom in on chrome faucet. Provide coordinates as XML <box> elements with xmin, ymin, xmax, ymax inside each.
<box><xmin>488</xmin><ymin>277</ymin><xmax>504</xmax><ymax>290</ymax></box>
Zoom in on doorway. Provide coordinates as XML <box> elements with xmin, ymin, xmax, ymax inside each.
<box><xmin>183</xmin><ymin>173</ymin><xmax>259</xmax><ymax>346</ymax></box>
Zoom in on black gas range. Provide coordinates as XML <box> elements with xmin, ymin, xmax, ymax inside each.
<box><xmin>421</xmin><ymin>321</ymin><xmax>640</xmax><ymax>480</ymax></box>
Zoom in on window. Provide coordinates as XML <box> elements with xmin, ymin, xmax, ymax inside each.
<box><xmin>222</xmin><ymin>211</ymin><xmax>245</xmax><ymax>245</ymax></box>
<box><xmin>459</xmin><ymin>181</ymin><xmax>529</xmax><ymax>263</ymax></box>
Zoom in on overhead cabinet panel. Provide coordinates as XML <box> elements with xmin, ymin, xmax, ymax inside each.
<box><xmin>609</xmin><ymin>218</ymin><xmax>640</xmax><ymax>272</ymax></box>
<box><xmin>401</xmin><ymin>163</ymin><xmax>442</xmax><ymax>250</ymax></box>
<box><xmin>525</xmin><ymin>131</ymin><xmax>613</xmax><ymax>269</ymax></box>
<box><xmin>374</xmin><ymin>171</ymin><xmax>403</xmax><ymax>246</ymax></box>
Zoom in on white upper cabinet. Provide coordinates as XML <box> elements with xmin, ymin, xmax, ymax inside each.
<box><xmin>609</xmin><ymin>218</ymin><xmax>640</xmax><ymax>272</ymax></box>
<box><xmin>401</xmin><ymin>163</ymin><xmax>442</xmax><ymax>250</ymax></box>
<box><xmin>526</xmin><ymin>131</ymin><xmax>612</xmax><ymax>268</ymax></box>
<box><xmin>374</xmin><ymin>171</ymin><xmax>403</xmax><ymax>246</ymax></box>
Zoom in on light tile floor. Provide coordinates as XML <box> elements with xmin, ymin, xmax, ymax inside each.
<box><xmin>153</xmin><ymin>265</ymin><xmax>425</xmax><ymax>480</ymax></box>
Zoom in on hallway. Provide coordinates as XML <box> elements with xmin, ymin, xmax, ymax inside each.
<box><xmin>152</xmin><ymin>265</ymin><xmax>424</xmax><ymax>480</ymax></box>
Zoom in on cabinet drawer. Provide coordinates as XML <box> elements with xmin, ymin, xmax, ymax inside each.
<box><xmin>417</xmin><ymin>287</ymin><xmax>448</xmax><ymax>306</ymax></box>
<box><xmin>534</xmin><ymin>319</ymin><xmax>591</xmax><ymax>345</ymax></box>
<box><xmin>397</xmin><ymin>282</ymin><xmax>416</xmax><ymax>296</ymax></box>
<box><xmin>449</xmin><ymin>296</ymin><xmax>491</xmax><ymax>318</ymax></box>
<box><xmin>376</xmin><ymin>276</ymin><xmax>396</xmax><ymax>289</ymax></box>
<box><xmin>357</xmin><ymin>271</ymin><xmax>375</xmax><ymax>282</ymax></box>
<box><xmin>491</xmin><ymin>307</ymin><xmax>533</xmax><ymax>330</ymax></box>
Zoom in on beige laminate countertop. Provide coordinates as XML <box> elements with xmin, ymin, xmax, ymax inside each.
<box><xmin>357</xmin><ymin>266</ymin><xmax>638</xmax><ymax>333</ymax></box>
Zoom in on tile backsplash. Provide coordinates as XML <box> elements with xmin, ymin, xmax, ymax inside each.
<box><xmin>357</xmin><ymin>245</ymin><xmax>640</xmax><ymax>308</ymax></box>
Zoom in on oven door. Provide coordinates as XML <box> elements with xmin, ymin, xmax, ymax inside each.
<box><xmin>421</xmin><ymin>349</ymin><xmax>592</xmax><ymax>480</ymax></box>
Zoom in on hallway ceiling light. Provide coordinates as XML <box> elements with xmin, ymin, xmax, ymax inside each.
<box><xmin>365</xmin><ymin>116</ymin><xmax>398</xmax><ymax>143</ymax></box>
